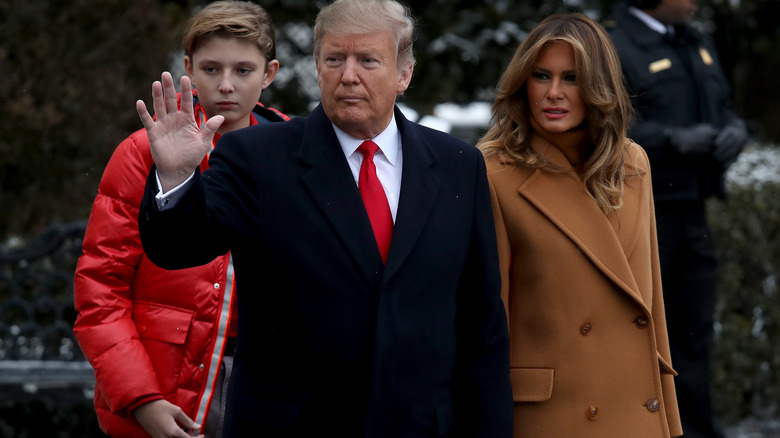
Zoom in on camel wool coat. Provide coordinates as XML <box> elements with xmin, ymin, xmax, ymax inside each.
<box><xmin>486</xmin><ymin>134</ymin><xmax>683</xmax><ymax>437</ymax></box>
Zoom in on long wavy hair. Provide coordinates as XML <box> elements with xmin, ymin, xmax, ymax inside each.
<box><xmin>478</xmin><ymin>13</ymin><xmax>634</xmax><ymax>212</ymax></box>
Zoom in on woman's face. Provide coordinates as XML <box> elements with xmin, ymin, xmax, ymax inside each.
<box><xmin>527</xmin><ymin>41</ymin><xmax>586</xmax><ymax>133</ymax></box>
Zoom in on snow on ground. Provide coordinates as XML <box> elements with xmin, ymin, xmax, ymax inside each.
<box><xmin>726</xmin><ymin>143</ymin><xmax>780</xmax><ymax>188</ymax></box>
<box><xmin>725</xmin><ymin>418</ymin><xmax>780</xmax><ymax>437</ymax></box>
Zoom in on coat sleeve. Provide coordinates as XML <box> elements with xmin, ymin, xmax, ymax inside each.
<box><xmin>487</xmin><ymin>164</ymin><xmax>512</xmax><ymax>331</ymax></box>
<box><xmin>73</xmin><ymin>131</ymin><xmax>164</xmax><ymax>415</ymax></box>
<box><xmin>452</xmin><ymin>152</ymin><xmax>514</xmax><ymax>437</ymax></box>
<box><xmin>138</xmin><ymin>130</ymin><xmax>241</xmax><ymax>270</ymax></box>
<box><xmin>640</xmin><ymin>146</ymin><xmax>683</xmax><ymax>437</ymax></box>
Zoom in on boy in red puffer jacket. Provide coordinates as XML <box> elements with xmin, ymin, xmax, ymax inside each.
<box><xmin>73</xmin><ymin>2</ymin><xmax>289</xmax><ymax>437</ymax></box>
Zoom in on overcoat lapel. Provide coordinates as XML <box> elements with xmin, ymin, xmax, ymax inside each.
<box><xmin>518</xmin><ymin>140</ymin><xmax>646</xmax><ymax>307</ymax></box>
<box><xmin>299</xmin><ymin>105</ymin><xmax>385</xmax><ymax>284</ymax></box>
<box><xmin>383</xmin><ymin>107</ymin><xmax>441</xmax><ymax>281</ymax></box>
<box><xmin>298</xmin><ymin>105</ymin><xmax>442</xmax><ymax>284</ymax></box>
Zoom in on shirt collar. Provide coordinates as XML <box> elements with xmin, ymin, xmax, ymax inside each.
<box><xmin>333</xmin><ymin>114</ymin><xmax>401</xmax><ymax>166</ymax></box>
<box><xmin>628</xmin><ymin>6</ymin><xmax>669</xmax><ymax>35</ymax></box>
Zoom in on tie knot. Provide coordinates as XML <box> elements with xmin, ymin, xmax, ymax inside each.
<box><xmin>358</xmin><ymin>140</ymin><xmax>379</xmax><ymax>160</ymax></box>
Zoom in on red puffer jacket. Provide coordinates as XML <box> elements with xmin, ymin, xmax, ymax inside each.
<box><xmin>73</xmin><ymin>92</ymin><xmax>288</xmax><ymax>437</ymax></box>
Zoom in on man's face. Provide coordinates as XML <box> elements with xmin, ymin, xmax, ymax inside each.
<box><xmin>185</xmin><ymin>36</ymin><xmax>278</xmax><ymax>134</ymax></box>
<box><xmin>651</xmin><ymin>0</ymin><xmax>697</xmax><ymax>25</ymax></box>
<box><xmin>316</xmin><ymin>31</ymin><xmax>413</xmax><ymax>139</ymax></box>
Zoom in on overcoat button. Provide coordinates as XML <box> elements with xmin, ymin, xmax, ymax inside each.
<box><xmin>587</xmin><ymin>406</ymin><xmax>599</xmax><ymax>420</ymax></box>
<box><xmin>214</xmin><ymin>283</ymin><xmax>220</xmax><ymax>289</ymax></box>
<box><xmin>633</xmin><ymin>316</ymin><xmax>649</xmax><ymax>327</ymax></box>
<box><xmin>580</xmin><ymin>323</ymin><xmax>592</xmax><ymax>336</ymax></box>
<box><xmin>198</xmin><ymin>363</ymin><xmax>205</xmax><ymax>370</ymax></box>
<box><xmin>645</xmin><ymin>398</ymin><xmax>660</xmax><ymax>412</ymax></box>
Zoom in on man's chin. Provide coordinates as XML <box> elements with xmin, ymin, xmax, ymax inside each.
<box><xmin>329</xmin><ymin>109</ymin><xmax>368</xmax><ymax>127</ymax></box>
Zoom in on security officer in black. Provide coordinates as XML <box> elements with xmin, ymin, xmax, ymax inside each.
<box><xmin>608</xmin><ymin>1</ymin><xmax>749</xmax><ymax>437</ymax></box>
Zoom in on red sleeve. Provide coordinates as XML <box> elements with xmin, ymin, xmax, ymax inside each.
<box><xmin>73</xmin><ymin>129</ymin><xmax>164</xmax><ymax>415</ymax></box>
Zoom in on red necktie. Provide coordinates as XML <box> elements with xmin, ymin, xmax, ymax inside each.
<box><xmin>358</xmin><ymin>140</ymin><xmax>393</xmax><ymax>263</ymax></box>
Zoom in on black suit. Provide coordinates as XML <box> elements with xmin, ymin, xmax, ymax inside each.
<box><xmin>139</xmin><ymin>104</ymin><xmax>513</xmax><ymax>437</ymax></box>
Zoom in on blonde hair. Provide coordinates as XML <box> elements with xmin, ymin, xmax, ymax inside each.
<box><xmin>313</xmin><ymin>0</ymin><xmax>416</xmax><ymax>72</ymax></box>
<box><xmin>183</xmin><ymin>0</ymin><xmax>276</xmax><ymax>62</ymax></box>
<box><xmin>478</xmin><ymin>13</ymin><xmax>634</xmax><ymax>212</ymax></box>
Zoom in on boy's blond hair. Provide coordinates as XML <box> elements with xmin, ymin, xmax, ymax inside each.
<box><xmin>183</xmin><ymin>0</ymin><xmax>276</xmax><ymax>62</ymax></box>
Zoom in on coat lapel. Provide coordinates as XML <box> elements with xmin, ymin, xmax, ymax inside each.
<box><xmin>298</xmin><ymin>105</ymin><xmax>442</xmax><ymax>284</ymax></box>
<box><xmin>518</xmin><ymin>139</ymin><xmax>646</xmax><ymax>306</ymax></box>
<box><xmin>383</xmin><ymin>107</ymin><xmax>441</xmax><ymax>281</ymax></box>
<box><xmin>299</xmin><ymin>105</ymin><xmax>385</xmax><ymax>284</ymax></box>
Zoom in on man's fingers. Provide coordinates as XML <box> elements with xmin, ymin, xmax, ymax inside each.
<box><xmin>162</xmin><ymin>72</ymin><xmax>179</xmax><ymax>115</ymax></box>
<box><xmin>202</xmin><ymin>115</ymin><xmax>225</xmax><ymax>141</ymax></box>
<box><xmin>180</xmin><ymin>76</ymin><xmax>194</xmax><ymax>118</ymax></box>
<box><xmin>136</xmin><ymin>100</ymin><xmax>154</xmax><ymax>130</ymax></box>
<box><xmin>151</xmin><ymin>80</ymin><xmax>166</xmax><ymax>122</ymax></box>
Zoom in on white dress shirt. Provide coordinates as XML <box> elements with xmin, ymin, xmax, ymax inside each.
<box><xmin>333</xmin><ymin>114</ymin><xmax>403</xmax><ymax>222</ymax></box>
<box><xmin>628</xmin><ymin>6</ymin><xmax>669</xmax><ymax>35</ymax></box>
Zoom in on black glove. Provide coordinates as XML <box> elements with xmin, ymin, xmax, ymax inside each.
<box><xmin>665</xmin><ymin>124</ymin><xmax>719</xmax><ymax>155</ymax></box>
<box><xmin>714</xmin><ymin>119</ymin><xmax>748</xmax><ymax>168</ymax></box>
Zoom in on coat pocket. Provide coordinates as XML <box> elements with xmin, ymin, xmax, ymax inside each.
<box><xmin>510</xmin><ymin>368</ymin><xmax>554</xmax><ymax>402</ymax></box>
<box><xmin>134</xmin><ymin>302</ymin><xmax>193</xmax><ymax>344</ymax></box>
<box><xmin>134</xmin><ymin>302</ymin><xmax>194</xmax><ymax>393</ymax></box>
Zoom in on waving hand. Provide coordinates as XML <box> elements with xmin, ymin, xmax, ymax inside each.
<box><xmin>136</xmin><ymin>72</ymin><xmax>224</xmax><ymax>192</ymax></box>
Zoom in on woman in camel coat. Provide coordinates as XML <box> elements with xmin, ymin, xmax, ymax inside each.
<box><xmin>478</xmin><ymin>14</ymin><xmax>682</xmax><ymax>437</ymax></box>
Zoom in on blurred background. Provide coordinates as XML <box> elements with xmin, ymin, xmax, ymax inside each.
<box><xmin>0</xmin><ymin>0</ymin><xmax>778</xmax><ymax>436</ymax></box>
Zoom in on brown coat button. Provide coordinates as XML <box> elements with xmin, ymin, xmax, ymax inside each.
<box><xmin>587</xmin><ymin>405</ymin><xmax>599</xmax><ymax>420</ymax></box>
<box><xmin>645</xmin><ymin>398</ymin><xmax>660</xmax><ymax>412</ymax></box>
<box><xmin>633</xmin><ymin>316</ymin><xmax>649</xmax><ymax>328</ymax></box>
<box><xmin>580</xmin><ymin>323</ymin><xmax>592</xmax><ymax>336</ymax></box>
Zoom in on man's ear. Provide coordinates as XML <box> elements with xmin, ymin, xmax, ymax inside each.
<box><xmin>262</xmin><ymin>59</ymin><xmax>280</xmax><ymax>90</ymax></box>
<box><xmin>396</xmin><ymin>63</ymin><xmax>414</xmax><ymax>94</ymax></box>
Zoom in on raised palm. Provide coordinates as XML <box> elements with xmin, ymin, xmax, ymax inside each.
<box><xmin>136</xmin><ymin>72</ymin><xmax>224</xmax><ymax>192</ymax></box>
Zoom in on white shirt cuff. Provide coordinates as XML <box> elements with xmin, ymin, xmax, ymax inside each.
<box><xmin>154</xmin><ymin>170</ymin><xmax>196</xmax><ymax>210</ymax></box>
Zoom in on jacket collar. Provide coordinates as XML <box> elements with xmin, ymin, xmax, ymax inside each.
<box><xmin>299</xmin><ymin>105</ymin><xmax>440</xmax><ymax>285</ymax></box>
<box><xmin>518</xmin><ymin>135</ymin><xmax>647</xmax><ymax>307</ymax></box>
<box><xmin>383</xmin><ymin>106</ymin><xmax>440</xmax><ymax>282</ymax></box>
<box><xmin>614</xmin><ymin>3</ymin><xmax>699</xmax><ymax>48</ymax></box>
<box><xmin>614</xmin><ymin>5</ymin><xmax>667</xmax><ymax>48</ymax></box>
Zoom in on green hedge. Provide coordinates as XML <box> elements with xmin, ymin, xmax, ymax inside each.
<box><xmin>709</xmin><ymin>145</ymin><xmax>780</xmax><ymax>425</ymax></box>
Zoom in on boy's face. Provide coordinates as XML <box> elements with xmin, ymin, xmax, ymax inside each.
<box><xmin>185</xmin><ymin>36</ymin><xmax>278</xmax><ymax>134</ymax></box>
